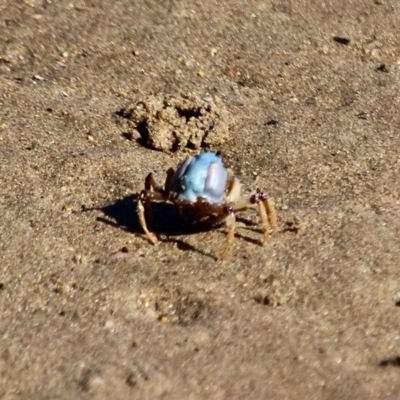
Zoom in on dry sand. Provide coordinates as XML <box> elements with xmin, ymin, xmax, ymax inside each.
<box><xmin>1</xmin><ymin>1</ymin><xmax>400</xmax><ymax>398</ymax></box>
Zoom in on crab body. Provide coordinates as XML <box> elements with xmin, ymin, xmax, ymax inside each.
<box><xmin>172</xmin><ymin>152</ymin><xmax>227</xmax><ymax>203</ymax></box>
<box><xmin>137</xmin><ymin>151</ymin><xmax>276</xmax><ymax>259</ymax></box>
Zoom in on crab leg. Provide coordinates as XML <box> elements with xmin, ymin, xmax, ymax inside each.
<box><xmin>144</xmin><ymin>173</ymin><xmax>160</xmax><ymax>222</ymax></box>
<box><xmin>137</xmin><ymin>189</ymin><xmax>169</xmax><ymax>245</ymax></box>
<box><xmin>137</xmin><ymin>193</ymin><xmax>158</xmax><ymax>245</ymax></box>
<box><xmin>231</xmin><ymin>190</ymin><xmax>277</xmax><ymax>245</ymax></box>
<box><xmin>220</xmin><ymin>210</ymin><xmax>236</xmax><ymax>260</ymax></box>
<box><xmin>259</xmin><ymin>198</ymin><xmax>276</xmax><ymax>246</ymax></box>
<box><xmin>263</xmin><ymin>198</ymin><xmax>277</xmax><ymax>229</ymax></box>
<box><xmin>257</xmin><ymin>201</ymin><xmax>270</xmax><ymax>246</ymax></box>
<box><xmin>225</xmin><ymin>177</ymin><xmax>242</xmax><ymax>203</ymax></box>
<box><xmin>164</xmin><ymin>168</ymin><xmax>175</xmax><ymax>194</ymax></box>
<box><xmin>184</xmin><ymin>199</ymin><xmax>237</xmax><ymax>260</ymax></box>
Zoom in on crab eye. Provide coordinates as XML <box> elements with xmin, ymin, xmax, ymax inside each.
<box><xmin>204</xmin><ymin>162</ymin><xmax>227</xmax><ymax>199</ymax></box>
<box><xmin>174</xmin><ymin>156</ymin><xmax>194</xmax><ymax>182</ymax></box>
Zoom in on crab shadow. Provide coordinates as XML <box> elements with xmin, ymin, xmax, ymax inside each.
<box><xmin>94</xmin><ymin>194</ymin><xmax>264</xmax><ymax>257</ymax></box>
<box><xmin>96</xmin><ymin>194</ymin><xmax>219</xmax><ymax>259</ymax></box>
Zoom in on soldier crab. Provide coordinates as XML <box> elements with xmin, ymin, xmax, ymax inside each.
<box><xmin>137</xmin><ymin>151</ymin><xmax>276</xmax><ymax>259</ymax></box>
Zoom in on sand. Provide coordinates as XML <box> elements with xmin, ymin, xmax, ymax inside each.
<box><xmin>1</xmin><ymin>1</ymin><xmax>400</xmax><ymax>398</ymax></box>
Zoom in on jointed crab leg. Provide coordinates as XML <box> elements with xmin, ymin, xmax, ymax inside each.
<box><xmin>144</xmin><ymin>173</ymin><xmax>159</xmax><ymax>222</ymax></box>
<box><xmin>225</xmin><ymin>177</ymin><xmax>242</xmax><ymax>203</ymax></box>
<box><xmin>137</xmin><ymin>189</ymin><xmax>167</xmax><ymax>245</ymax></box>
<box><xmin>142</xmin><ymin>170</ymin><xmax>175</xmax><ymax>224</ymax></box>
<box><xmin>264</xmin><ymin>198</ymin><xmax>277</xmax><ymax>229</ymax></box>
<box><xmin>137</xmin><ymin>195</ymin><xmax>158</xmax><ymax>245</ymax></box>
<box><xmin>168</xmin><ymin>193</ymin><xmax>276</xmax><ymax>258</ymax></box>
<box><xmin>220</xmin><ymin>211</ymin><xmax>236</xmax><ymax>259</ymax></box>
<box><xmin>179</xmin><ymin>199</ymin><xmax>237</xmax><ymax>260</ymax></box>
<box><xmin>164</xmin><ymin>168</ymin><xmax>175</xmax><ymax>193</ymax></box>
<box><xmin>257</xmin><ymin>202</ymin><xmax>270</xmax><ymax>246</ymax></box>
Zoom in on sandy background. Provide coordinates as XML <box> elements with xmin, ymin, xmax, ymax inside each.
<box><xmin>1</xmin><ymin>0</ymin><xmax>400</xmax><ymax>398</ymax></box>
